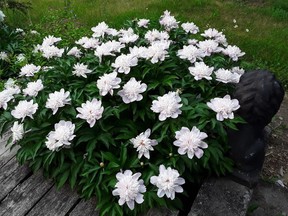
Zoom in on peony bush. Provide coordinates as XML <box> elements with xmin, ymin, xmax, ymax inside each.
<box><xmin>0</xmin><ymin>11</ymin><xmax>246</xmax><ymax>215</ymax></box>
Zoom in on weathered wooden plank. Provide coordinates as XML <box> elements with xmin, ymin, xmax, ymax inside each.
<box><xmin>0</xmin><ymin>133</ymin><xmax>10</xmax><ymax>156</ymax></box>
<box><xmin>69</xmin><ymin>197</ymin><xmax>99</xmax><ymax>216</ymax></box>
<box><xmin>0</xmin><ymin>171</ymin><xmax>54</xmax><ymax>216</ymax></box>
<box><xmin>26</xmin><ymin>184</ymin><xmax>80</xmax><ymax>216</ymax></box>
<box><xmin>0</xmin><ymin>146</ymin><xmax>19</xmax><ymax>169</ymax></box>
<box><xmin>143</xmin><ymin>208</ymin><xmax>179</xmax><ymax>216</ymax></box>
<box><xmin>0</xmin><ymin>158</ymin><xmax>31</xmax><ymax>201</ymax></box>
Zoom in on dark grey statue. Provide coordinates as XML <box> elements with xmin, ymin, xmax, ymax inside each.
<box><xmin>228</xmin><ymin>70</ymin><xmax>285</xmax><ymax>187</ymax></box>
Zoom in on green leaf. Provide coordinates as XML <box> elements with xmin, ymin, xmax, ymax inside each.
<box><xmin>57</xmin><ymin>169</ymin><xmax>70</xmax><ymax>189</ymax></box>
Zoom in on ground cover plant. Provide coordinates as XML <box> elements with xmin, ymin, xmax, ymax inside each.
<box><xmin>0</xmin><ymin>9</ymin><xmax>248</xmax><ymax>215</ymax></box>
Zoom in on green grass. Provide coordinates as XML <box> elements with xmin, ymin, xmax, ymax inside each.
<box><xmin>4</xmin><ymin>0</ymin><xmax>288</xmax><ymax>87</ymax></box>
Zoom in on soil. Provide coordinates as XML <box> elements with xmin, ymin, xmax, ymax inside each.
<box><xmin>261</xmin><ymin>93</ymin><xmax>288</xmax><ymax>186</ymax></box>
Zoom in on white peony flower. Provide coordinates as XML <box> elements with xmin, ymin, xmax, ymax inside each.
<box><xmin>159</xmin><ymin>10</ymin><xmax>179</xmax><ymax>31</ymax></box>
<box><xmin>76</xmin><ymin>99</ymin><xmax>104</xmax><ymax>128</ymax></box>
<box><xmin>0</xmin><ymin>90</ymin><xmax>14</xmax><ymax>110</ymax></box>
<box><xmin>119</xmin><ymin>28</ymin><xmax>139</xmax><ymax>44</ymax></box>
<box><xmin>207</xmin><ymin>95</ymin><xmax>240</xmax><ymax>121</ymax></box>
<box><xmin>197</xmin><ymin>39</ymin><xmax>222</xmax><ymax>57</ymax></box>
<box><xmin>45</xmin><ymin>120</ymin><xmax>75</xmax><ymax>151</ymax></box>
<box><xmin>23</xmin><ymin>79</ymin><xmax>44</xmax><ymax>97</ymax></box>
<box><xmin>201</xmin><ymin>28</ymin><xmax>228</xmax><ymax>46</ymax></box>
<box><xmin>94</xmin><ymin>40</ymin><xmax>124</xmax><ymax>62</ymax></box>
<box><xmin>188</xmin><ymin>62</ymin><xmax>214</xmax><ymax>81</ymax></box>
<box><xmin>215</xmin><ymin>68</ymin><xmax>241</xmax><ymax>83</ymax></box>
<box><xmin>173</xmin><ymin>126</ymin><xmax>208</xmax><ymax>159</ymax></box>
<box><xmin>67</xmin><ymin>47</ymin><xmax>82</xmax><ymax>58</ymax></box>
<box><xmin>42</xmin><ymin>35</ymin><xmax>61</xmax><ymax>47</ymax></box>
<box><xmin>137</xmin><ymin>19</ymin><xmax>150</xmax><ymax>28</ymax></box>
<box><xmin>72</xmin><ymin>63</ymin><xmax>92</xmax><ymax>78</ymax></box>
<box><xmin>181</xmin><ymin>22</ymin><xmax>199</xmax><ymax>34</ymax></box>
<box><xmin>76</xmin><ymin>37</ymin><xmax>99</xmax><ymax>49</ymax></box>
<box><xmin>112</xmin><ymin>54</ymin><xmax>138</xmax><ymax>74</ymax></box>
<box><xmin>41</xmin><ymin>45</ymin><xmax>64</xmax><ymax>59</ymax></box>
<box><xmin>231</xmin><ymin>66</ymin><xmax>245</xmax><ymax>75</ymax></box>
<box><xmin>150</xmin><ymin>165</ymin><xmax>185</xmax><ymax>200</ymax></box>
<box><xmin>96</xmin><ymin>72</ymin><xmax>121</xmax><ymax>96</ymax></box>
<box><xmin>11</xmin><ymin>100</ymin><xmax>38</xmax><ymax>121</ymax></box>
<box><xmin>151</xmin><ymin>92</ymin><xmax>182</xmax><ymax>121</ymax></box>
<box><xmin>222</xmin><ymin>45</ymin><xmax>245</xmax><ymax>61</ymax></box>
<box><xmin>19</xmin><ymin>64</ymin><xmax>41</xmax><ymax>77</ymax></box>
<box><xmin>0</xmin><ymin>51</ymin><xmax>8</xmax><ymax>61</ymax></box>
<box><xmin>130</xmin><ymin>129</ymin><xmax>158</xmax><ymax>159</ymax></box>
<box><xmin>45</xmin><ymin>89</ymin><xmax>71</xmax><ymax>115</ymax></box>
<box><xmin>11</xmin><ymin>121</ymin><xmax>24</xmax><ymax>143</ymax></box>
<box><xmin>91</xmin><ymin>22</ymin><xmax>117</xmax><ymax>38</ymax></box>
<box><xmin>129</xmin><ymin>46</ymin><xmax>149</xmax><ymax>59</ymax></box>
<box><xmin>187</xmin><ymin>39</ymin><xmax>198</xmax><ymax>45</ymax></box>
<box><xmin>146</xmin><ymin>41</ymin><xmax>170</xmax><ymax>64</ymax></box>
<box><xmin>112</xmin><ymin>170</ymin><xmax>146</xmax><ymax>210</ymax></box>
<box><xmin>177</xmin><ymin>45</ymin><xmax>204</xmax><ymax>63</ymax></box>
<box><xmin>145</xmin><ymin>29</ymin><xmax>169</xmax><ymax>43</ymax></box>
<box><xmin>118</xmin><ymin>77</ymin><xmax>147</xmax><ymax>104</ymax></box>
<box><xmin>0</xmin><ymin>10</ymin><xmax>5</xmax><ymax>22</ymax></box>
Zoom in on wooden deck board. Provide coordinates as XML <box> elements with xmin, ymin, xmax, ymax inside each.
<box><xmin>26</xmin><ymin>185</ymin><xmax>80</xmax><ymax>216</ymax></box>
<box><xmin>69</xmin><ymin>197</ymin><xmax>99</xmax><ymax>216</ymax></box>
<box><xmin>0</xmin><ymin>146</ymin><xmax>19</xmax><ymax>169</ymax></box>
<box><xmin>0</xmin><ymin>171</ymin><xmax>54</xmax><ymax>216</ymax></box>
<box><xmin>0</xmin><ymin>157</ymin><xmax>31</xmax><ymax>201</ymax></box>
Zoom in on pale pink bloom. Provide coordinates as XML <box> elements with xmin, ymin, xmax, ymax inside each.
<box><xmin>119</xmin><ymin>28</ymin><xmax>139</xmax><ymax>44</ymax></box>
<box><xmin>0</xmin><ymin>90</ymin><xmax>14</xmax><ymax>110</ymax></box>
<box><xmin>76</xmin><ymin>99</ymin><xmax>104</xmax><ymax>127</ymax></box>
<box><xmin>41</xmin><ymin>45</ymin><xmax>64</xmax><ymax>59</ymax></box>
<box><xmin>231</xmin><ymin>66</ymin><xmax>245</xmax><ymax>75</ymax></box>
<box><xmin>19</xmin><ymin>64</ymin><xmax>41</xmax><ymax>77</ymax></box>
<box><xmin>42</xmin><ymin>35</ymin><xmax>61</xmax><ymax>47</ymax></box>
<box><xmin>197</xmin><ymin>39</ymin><xmax>222</xmax><ymax>57</ymax></box>
<box><xmin>207</xmin><ymin>95</ymin><xmax>240</xmax><ymax>121</ymax></box>
<box><xmin>11</xmin><ymin>100</ymin><xmax>38</xmax><ymax>121</ymax></box>
<box><xmin>94</xmin><ymin>40</ymin><xmax>125</xmax><ymax>62</ymax></box>
<box><xmin>177</xmin><ymin>45</ymin><xmax>204</xmax><ymax>63</ymax></box>
<box><xmin>173</xmin><ymin>126</ymin><xmax>208</xmax><ymax>159</ymax></box>
<box><xmin>11</xmin><ymin>121</ymin><xmax>24</xmax><ymax>142</ymax></box>
<box><xmin>150</xmin><ymin>165</ymin><xmax>185</xmax><ymax>200</ymax></box>
<box><xmin>76</xmin><ymin>37</ymin><xmax>99</xmax><ymax>49</ymax></box>
<box><xmin>181</xmin><ymin>22</ymin><xmax>199</xmax><ymax>34</ymax></box>
<box><xmin>112</xmin><ymin>54</ymin><xmax>138</xmax><ymax>74</ymax></box>
<box><xmin>45</xmin><ymin>89</ymin><xmax>71</xmax><ymax>115</ymax></box>
<box><xmin>67</xmin><ymin>47</ymin><xmax>82</xmax><ymax>58</ymax></box>
<box><xmin>45</xmin><ymin>120</ymin><xmax>75</xmax><ymax>151</ymax></box>
<box><xmin>188</xmin><ymin>62</ymin><xmax>214</xmax><ymax>81</ymax></box>
<box><xmin>112</xmin><ymin>170</ymin><xmax>146</xmax><ymax>210</ymax></box>
<box><xmin>91</xmin><ymin>22</ymin><xmax>110</xmax><ymax>38</ymax></box>
<box><xmin>118</xmin><ymin>77</ymin><xmax>147</xmax><ymax>104</ymax></box>
<box><xmin>23</xmin><ymin>79</ymin><xmax>44</xmax><ymax>97</ymax></box>
<box><xmin>96</xmin><ymin>72</ymin><xmax>121</xmax><ymax>96</ymax></box>
<box><xmin>129</xmin><ymin>46</ymin><xmax>149</xmax><ymax>59</ymax></box>
<box><xmin>159</xmin><ymin>10</ymin><xmax>179</xmax><ymax>31</ymax></box>
<box><xmin>145</xmin><ymin>29</ymin><xmax>169</xmax><ymax>43</ymax></box>
<box><xmin>215</xmin><ymin>68</ymin><xmax>241</xmax><ymax>83</ymax></box>
<box><xmin>72</xmin><ymin>63</ymin><xmax>92</xmax><ymax>78</ymax></box>
<box><xmin>137</xmin><ymin>19</ymin><xmax>150</xmax><ymax>28</ymax></box>
<box><xmin>146</xmin><ymin>42</ymin><xmax>169</xmax><ymax>64</ymax></box>
<box><xmin>130</xmin><ymin>129</ymin><xmax>158</xmax><ymax>159</ymax></box>
<box><xmin>222</xmin><ymin>45</ymin><xmax>245</xmax><ymax>61</ymax></box>
<box><xmin>151</xmin><ymin>92</ymin><xmax>182</xmax><ymax>121</ymax></box>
